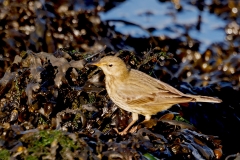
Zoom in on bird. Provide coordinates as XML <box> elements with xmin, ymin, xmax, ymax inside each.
<box><xmin>89</xmin><ymin>56</ymin><xmax>222</xmax><ymax>135</ymax></box>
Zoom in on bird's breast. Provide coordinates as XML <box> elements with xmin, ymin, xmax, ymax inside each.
<box><xmin>105</xmin><ymin>77</ymin><xmax>134</xmax><ymax>111</ymax></box>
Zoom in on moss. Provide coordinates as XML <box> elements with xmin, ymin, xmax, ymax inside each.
<box><xmin>0</xmin><ymin>149</ymin><xmax>10</xmax><ymax>160</ymax></box>
<box><xmin>20</xmin><ymin>51</ymin><xmax>28</xmax><ymax>59</ymax></box>
<box><xmin>143</xmin><ymin>153</ymin><xmax>159</xmax><ymax>160</ymax></box>
<box><xmin>21</xmin><ymin>130</ymin><xmax>81</xmax><ymax>159</ymax></box>
<box><xmin>37</xmin><ymin>116</ymin><xmax>48</xmax><ymax>125</ymax></box>
<box><xmin>175</xmin><ymin>115</ymin><xmax>190</xmax><ymax>124</ymax></box>
<box><xmin>26</xmin><ymin>155</ymin><xmax>38</xmax><ymax>160</ymax></box>
<box><xmin>88</xmin><ymin>93</ymin><xmax>96</xmax><ymax>103</ymax></box>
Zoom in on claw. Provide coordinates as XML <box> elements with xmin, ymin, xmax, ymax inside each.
<box><xmin>113</xmin><ymin>128</ymin><xmax>128</xmax><ymax>135</ymax></box>
<box><xmin>129</xmin><ymin>125</ymin><xmax>138</xmax><ymax>133</ymax></box>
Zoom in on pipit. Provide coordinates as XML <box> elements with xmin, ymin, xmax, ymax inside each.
<box><xmin>90</xmin><ymin>56</ymin><xmax>222</xmax><ymax>135</ymax></box>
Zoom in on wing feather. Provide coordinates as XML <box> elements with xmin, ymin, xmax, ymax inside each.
<box><xmin>114</xmin><ymin>69</ymin><xmax>192</xmax><ymax>106</ymax></box>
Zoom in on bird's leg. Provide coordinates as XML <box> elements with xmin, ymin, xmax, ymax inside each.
<box><xmin>114</xmin><ymin>113</ymin><xmax>138</xmax><ymax>135</ymax></box>
<box><xmin>145</xmin><ymin>115</ymin><xmax>151</xmax><ymax>121</ymax></box>
<box><xmin>140</xmin><ymin>115</ymin><xmax>152</xmax><ymax>124</ymax></box>
<box><xmin>129</xmin><ymin>115</ymin><xmax>152</xmax><ymax>133</ymax></box>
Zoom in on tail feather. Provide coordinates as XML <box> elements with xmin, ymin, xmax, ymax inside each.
<box><xmin>191</xmin><ymin>95</ymin><xmax>222</xmax><ymax>103</ymax></box>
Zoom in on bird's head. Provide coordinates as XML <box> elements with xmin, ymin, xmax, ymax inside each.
<box><xmin>89</xmin><ymin>56</ymin><xmax>129</xmax><ymax>78</ymax></box>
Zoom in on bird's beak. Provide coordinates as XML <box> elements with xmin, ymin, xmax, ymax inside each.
<box><xmin>87</xmin><ymin>60</ymin><xmax>103</xmax><ymax>67</ymax></box>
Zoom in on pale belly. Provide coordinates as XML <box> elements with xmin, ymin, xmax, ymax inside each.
<box><xmin>109</xmin><ymin>94</ymin><xmax>172</xmax><ymax>116</ymax></box>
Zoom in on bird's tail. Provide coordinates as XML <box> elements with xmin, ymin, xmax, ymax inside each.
<box><xmin>191</xmin><ymin>95</ymin><xmax>222</xmax><ymax>103</ymax></box>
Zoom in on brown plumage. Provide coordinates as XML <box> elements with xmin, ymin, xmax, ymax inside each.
<box><xmin>90</xmin><ymin>56</ymin><xmax>222</xmax><ymax>135</ymax></box>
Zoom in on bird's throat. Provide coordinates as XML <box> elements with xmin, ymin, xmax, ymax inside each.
<box><xmin>109</xmin><ymin>68</ymin><xmax>130</xmax><ymax>81</ymax></box>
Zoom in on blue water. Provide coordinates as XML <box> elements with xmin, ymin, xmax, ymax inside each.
<box><xmin>99</xmin><ymin>0</ymin><xmax>226</xmax><ymax>52</ymax></box>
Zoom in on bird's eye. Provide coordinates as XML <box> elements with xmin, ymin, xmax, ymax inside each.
<box><xmin>108</xmin><ymin>64</ymin><xmax>113</xmax><ymax>67</ymax></box>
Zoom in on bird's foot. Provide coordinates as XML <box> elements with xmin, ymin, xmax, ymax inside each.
<box><xmin>113</xmin><ymin>128</ymin><xmax>128</xmax><ymax>135</ymax></box>
<box><xmin>113</xmin><ymin>116</ymin><xmax>138</xmax><ymax>135</ymax></box>
<box><xmin>140</xmin><ymin>119</ymin><xmax>157</xmax><ymax>128</ymax></box>
<box><xmin>129</xmin><ymin>125</ymin><xmax>138</xmax><ymax>133</ymax></box>
<box><xmin>114</xmin><ymin>125</ymin><xmax>138</xmax><ymax>135</ymax></box>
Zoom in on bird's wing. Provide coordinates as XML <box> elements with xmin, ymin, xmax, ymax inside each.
<box><xmin>154</xmin><ymin>77</ymin><xmax>184</xmax><ymax>95</ymax></box>
<box><xmin>116</xmin><ymin>69</ymin><xmax>193</xmax><ymax>106</ymax></box>
<box><xmin>119</xmin><ymin>87</ymin><xmax>192</xmax><ymax>106</ymax></box>
<box><xmin>130</xmin><ymin>69</ymin><xmax>184</xmax><ymax>95</ymax></box>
